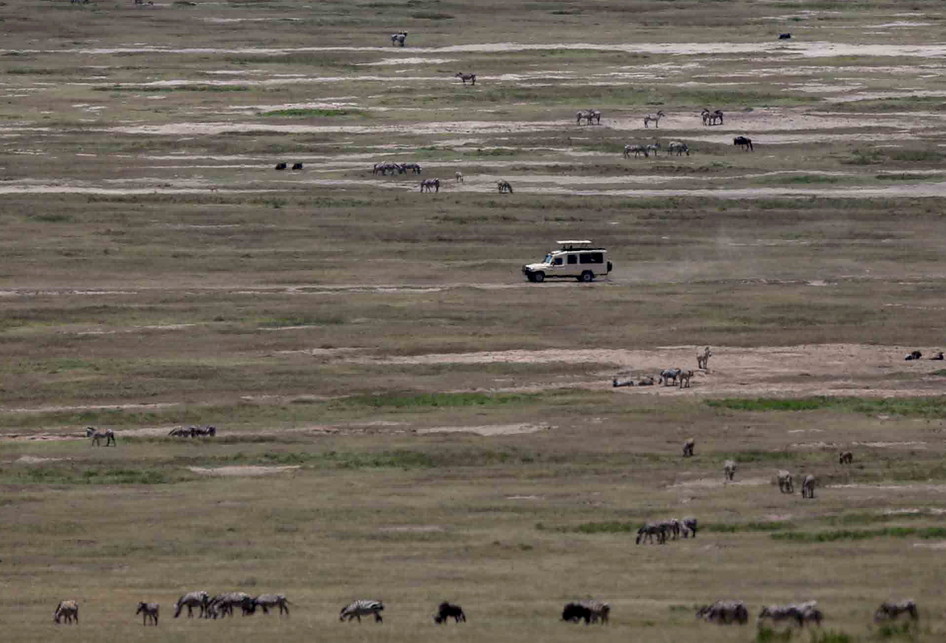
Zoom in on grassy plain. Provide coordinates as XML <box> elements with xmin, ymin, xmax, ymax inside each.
<box><xmin>3</xmin><ymin>0</ymin><xmax>946</xmax><ymax>641</ymax></box>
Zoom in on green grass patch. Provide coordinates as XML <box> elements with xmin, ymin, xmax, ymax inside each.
<box><xmin>94</xmin><ymin>84</ymin><xmax>250</xmax><ymax>93</ymax></box>
<box><xmin>5</xmin><ymin>466</ymin><xmax>178</xmax><ymax>485</ymax></box>
<box><xmin>772</xmin><ymin>527</ymin><xmax>946</xmax><ymax>543</ymax></box>
<box><xmin>331</xmin><ymin>391</ymin><xmax>541</xmax><ymax>410</ymax></box>
<box><xmin>258</xmin><ymin>315</ymin><xmax>345</xmax><ymax>328</ymax></box>
<box><xmin>706</xmin><ymin>396</ymin><xmax>946</xmax><ymax>419</ymax></box>
<box><xmin>876</xmin><ymin>173</ymin><xmax>933</xmax><ymax>181</ymax></box>
<box><xmin>760</xmin><ymin>174</ymin><xmax>842</xmax><ymax>185</ymax></box>
<box><xmin>261</xmin><ymin>108</ymin><xmax>365</xmax><ymax>118</ymax></box>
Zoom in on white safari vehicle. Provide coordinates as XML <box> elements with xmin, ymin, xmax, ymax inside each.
<box><xmin>522</xmin><ymin>240</ymin><xmax>612</xmax><ymax>283</ymax></box>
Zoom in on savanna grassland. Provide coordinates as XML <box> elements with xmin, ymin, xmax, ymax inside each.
<box><xmin>4</xmin><ymin>1</ymin><xmax>946</xmax><ymax>641</ymax></box>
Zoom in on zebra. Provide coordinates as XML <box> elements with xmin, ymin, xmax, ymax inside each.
<box><xmin>579</xmin><ymin>600</ymin><xmax>610</xmax><ymax>624</ymax></box>
<box><xmin>86</xmin><ymin>426</ymin><xmax>116</xmax><ymax>446</ymax></box>
<box><xmin>576</xmin><ymin>110</ymin><xmax>592</xmax><ymax>125</ymax></box>
<box><xmin>623</xmin><ymin>144</ymin><xmax>649</xmax><ymax>159</ymax></box>
<box><xmin>497</xmin><ymin>180</ymin><xmax>513</xmax><ymax>194</ymax></box>
<box><xmin>701</xmin><ymin>109</ymin><xmax>724</xmax><ymax>126</ymax></box>
<box><xmin>839</xmin><ymin>451</ymin><xmax>853</xmax><ymax>465</ymax></box>
<box><xmin>645</xmin><ymin>142</ymin><xmax>661</xmax><ymax>157</ymax></box>
<box><xmin>874</xmin><ymin>599</ymin><xmax>918</xmax><ymax>623</ymax></box>
<box><xmin>588</xmin><ymin>109</ymin><xmax>601</xmax><ymax>124</ymax></box>
<box><xmin>373</xmin><ymin>162</ymin><xmax>403</xmax><ymax>176</ymax></box>
<box><xmin>681</xmin><ymin>517</ymin><xmax>698</xmax><ymax>538</ymax></box>
<box><xmin>54</xmin><ymin>600</ymin><xmax>79</xmax><ymax>624</ymax></box>
<box><xmin>636</xmin><ymin>522</ymin><xmax>666</xmax><ymax>544</ymax></box>
<box><xmin>173</xmin><ymin>590</ymin><xmax>209</xmax><ymax>618</ymax></box>
<box><xmin>659</xmin><ymin>368</ymin><xmax>681</xmax><ymax>385</ymax></box>
<box><xmin>678</xmin><ymin>370</ymin><xmax>694</xmax><ymax>388</ymax></box>
<box><xmin>433</xmin><ymin>601</ymin><xmax>466</xmax><ymax>624</ymax></box>
<box><xmin>801</xmin><ymin>474</ymin><xmax>816</xmax><ymax>499</ymax></box>
<box><xmin>733</xmin><ymin>136</ymin><xmax>754</xmax><ymax>151</ymax></box>
<box><xmin>455</xmin><ymin>171</ymin><xmax>463</xmax><ymax>183</ymax></box>
<box><xmin>758</xmin><ymin>602</ymin><xmax>821</xmax><ymax>628</ymax></box>
<box><xmin>777</xmin><ymin>470</ymin><xmax>794</xmax><ymax>494</ymax></box>
<box><xmin>136</xmin><ymin>602</ymin><xmax>159</xmax><ymax>626</ymax></box>
<box><xmin>724</xmin><ymin>459</ymin><xmax>736</xmax><ymax>481</ymax></box>
<box><xmin>667</xmin><ymin>141</ymin><xmax>689</xmax><ymax>156</ymax></box>
<box><xmin>682</xmin><ymin>438</ymin><xmax>695</xmax><ymax>457</ymax></box>
<box><xmin>643</xmin><ymin>110</ymin><xmax>665</xmax><ymax>128</ymax></box>
<box><xmin>400</xmin><ymin>162</ymin><xmax>422</xmax><ymax>174</ymax></box>
<box><xmin>697</xmin><ymin>600</ymin><xmax>748</xmax><ymax>625</ymax></box>
<box><xmin>169</xmin><ymin>426</ymin><xmax>195</xmax><ymax>438</ymax></box>
<box><xmin>193</xmin><ymin>425</ymin><xmax>216</xmax><ymax>437</ymax></box>
<box><xmin>420</xmin><ymin>178</ymin><xmax>440</xmax><ymax>193</ymax></box>
<box><xmin>391</xmin><ymin>32</ymin><xmax>407</xmax><ymax>46</ymax></box>
<box><xmin>253</xmin><ymin>594</ymin><xmax>290</xmax><ymax>615</ymax></box>
<box><xmin>207</xmin><ymin>592</ymin><xmax>252</xmax><ymax>619</ymax></box>
<box><xmin>697</xmin><ymin>346</ymin><xmax>712</xmax><ymax>370</ymax></box>
<box><xmin>455</xmin><ymin>72</ymin><xmax>476</xmax><ymax>85</ymax></box>
<box><xmin>340</xmin><ymin>599</ymin><xmax>384</xmax><ymax>623</ymax></box>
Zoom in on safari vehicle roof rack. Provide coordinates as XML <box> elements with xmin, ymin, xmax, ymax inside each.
<box><xmin>556</xmin><ymin>240</ymin><xmax>602</xmax><ymax>251</ymax></box>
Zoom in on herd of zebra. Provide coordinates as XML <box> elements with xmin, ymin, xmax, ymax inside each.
<box><xmin>53</xmin><ymin>595</ymin><xmax>920</xmax><ymax>630</ymax></box>
<box><xmin>168</xmin><ymin>424</ymin><xmax>217</xmax><ymax>438</ymax></box>
<box><xmin>635</xmin><ymin>517</ymin><xmax>698</xmax><ymax>544</ymax></box>
<box><xmin>373</xmin><ymin>161</ymin><xmax>422</xmax><ymax>176</ymax></box>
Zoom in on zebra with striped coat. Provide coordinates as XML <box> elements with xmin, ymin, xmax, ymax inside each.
<box><xmin>340</xmin><ymin>599</ymin><xmax>384</xmax><ymax>623</ymax></box>
<box><xmin>173</xmin><ymin>590</ymin><xmax>208</xmax><ymax>618</ymax></box>
<box><xmin>54</xmin><ymin>600</ymin><xmax>79</xmax><ymax>624</ymax></box>
<box><xmin>136</xmin><ymin>602</ymin><xmax>159</xmax><ymax>626</ymax></box>
<box><xmin>86</xmin><ymin>426</ymin><xmax>116</xmax><ymax>446</ymax></box>
<box><xmin>391</xmin><ymin>32</ymin><xmax>407</xmax><ymax>46</ymax></box>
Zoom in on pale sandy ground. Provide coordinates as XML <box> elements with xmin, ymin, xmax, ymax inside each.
<box><xmin>187</xmin><ymin>465</ymin><xmax>300</xmax><ymax>476</ymax></box>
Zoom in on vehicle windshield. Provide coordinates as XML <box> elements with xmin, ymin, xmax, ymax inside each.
<box><xmin>543</xmin><ymin>253</ymin><xmax>553</xmax><ymax>264</ymax></box>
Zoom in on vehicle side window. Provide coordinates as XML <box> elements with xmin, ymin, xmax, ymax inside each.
<box><xmin>553</xmin><ymin>257</ymin><xmax>563</xmax><ymax>265</ymax></box>
<box><xmin>567</xmin><ymin>255</ymin><xmax>577</xmax><ymax>265</ymax></box>
<box><xmin>579</xmin><ymin>252</ymin><xmax>603</xmax><ymax>264</ymax></box>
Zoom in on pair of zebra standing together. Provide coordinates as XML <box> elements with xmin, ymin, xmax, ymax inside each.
<box><xmin>622</xmin><ymin>141</ymin><xmax>690</xmax><ymax>158</ymax></box>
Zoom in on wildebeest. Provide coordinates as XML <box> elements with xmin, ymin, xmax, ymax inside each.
<box><xmin>636</xmin><ymin>522</ymin><xmax>666</xmax><ymax>545</ymax></box>
<box><xmin>340</xmin><ymin>599</ymin><xmax>384</xmax><ymax>623</ymax></box>
<box><xmin>931</xmin><ymin>352</ymin><xmax>944</xmax><ymax>360</ymax></box>
<box><xmin>801</xmin><ymin>474</ymin><xmax>816</xmax><ymax>499</ymax></box>
<box><xmin>54</xmin><ymin>600</ymin><xmax>79</xmax><ymax>624</ymax></box>
<box><xmin>724</xmin><ymin>459</ymin><xmax>736</xmax><ymax>481</ymax></box>
<box><xmin>291</xmin><ymin>162</ymin><xmax>303</xmax><ymax>170</ymax></box>
<box><xmin>779</xmin><ymin>33</ymin><xmax>792</xmax><ymax>39</ymax></box>
<box><xmin>136</xmin><ymin>602</ymin><xmax>159</xmax><ymax>626</ymax></box>
<box><xmin>86</xmin><ymin>426</ymin><xmax>116</xmax><ymax>446</ymax></box>
<box><xmin>391</xmin><ymin>32</ymin><xmax>407</xmax><ymax>46</ymax></box>
<box><xmin>455</xmin><ymin>72</ymin><xmax>476</xmax><ymax>85</ymax></box>
<box><xmin>697</xmin><ymin>346</ymin><xmax>712</xmax><ymax>370</ymax></box>
<box><xmin>874</xmin><ymin>599</ymin><xmax>918</xmax><ymax>623</ymax></box>
<box><xmin>733</xmin><ymin>136</ymin><xmax>753</xmax><ymax>151</ymax></box>
<box><xmin>274</xmin><ymin>162</ymin><xmax>287</xmax><ymax>170</ymax></box>
<box><xmin>400</xmin><ymin>162</ymin><xmax>422</xmax><ymax>174</ymax></box>
<box><xmin>420</xmin><ymin>178</ymin><xmax>440</xmax><ymax>193</ymax></box>
<box><xmin>433</xmin><ymin>601</ymin><xmax>466</xmax><ymax>624</ymax></box>
<box><xmin>643</xmin><ymin>110</ymin><xmax>665</xmax><ymax>128</ymax></box>
<box><xmin>173</xmin><ymin>591</ymin><xmax>209</xmax><ymax>618</ymax></box>
<box><xmin>562</xmin><ymin>600</ymin><xmax>609</xmax><ymax>624</ymax></box>
<box><xmin>678</xmin><ymin>370</ymin><xmax>694</xmax><ymax>388</ymax></box>
<box><xmin>777</xmin><ymin>470</ymin><xmax>794</xmax><ymax>493</ymax></box>
<box><xmin>576</xmin><ymin>109</ymin><xmax>601</xmax><ymax>125</ymax></box>
<box><xmin>839</xmin><ymin>451</ymin><xmax>853</xmax><ymax>465</ymax></box>
<box><xmin>682</xmin><ymin>438</ymin><xmax>695</xmax><ymax>457</ymax></box>
<box><xmin>562</xmin><ymin>602</ymin><xmax>593</xmax><ymax>623</ymax></box>
<box><xmin>697</xmin><ymin>600</ymin><xmax>748</xmax><ymax>625</ymax></box>
<box><xmin>497</xmin><ymin>179</ymin><xmax>513</xmax><ymax>194</ymax></box>
<box><xmin>667</xmin><ymin>141</ymin><xmax>690</xmax><ymax>156</ymax></box>
<box><xmin>905</xmin><ymin>350</ymin><xmax>922</xmax><ymax>360</ymax></box>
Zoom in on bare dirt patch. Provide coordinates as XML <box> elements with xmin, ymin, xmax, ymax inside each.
<box><xmin>187</xmin><ymin>465</ymin><xmax>301</xmax><ymax>477</ymax></box>
<box><xmin>416</xmin><ymin>423</ymin><xmax>551</xmax><ymax>436</ymax></box>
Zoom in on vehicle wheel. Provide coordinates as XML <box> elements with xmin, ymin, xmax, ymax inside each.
<box><xmin>533</xmin><ymin>272</ymin><xmax>545</xmax><ymax>283</ymax></box>
<box><xmin>526</xmin><ymin>274</ymin><xmax>536</xmax><ymax>282</ymax></box>
<box><xmin>579</xmin><ymin>271</ymin><xmax>594</xmax><ymax>282</ymax></box>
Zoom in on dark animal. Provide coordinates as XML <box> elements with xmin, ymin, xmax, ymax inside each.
<box><xmin>682</xmin><ymin>438</ymin><xmax>695</xmax><ymax>457</ymax></box>
<box><xmin>275</xmin><ymin>162</ymin><xmax>287</xmax><ymax>170</ymax></box>
<box><xmin>839</xmin><ymin>451</ymin><xmax>853</xmax><ymax>465</ymax></box>
<box><xmin>562</xmin><ymin>602</ymin><xmax>593</xmax><ymax>624</ymax></box>
<box><xmin>434</xmin><ymin>602</ymin><xmax>466</xmax><ymax>624</ymax></box>
<box><xmin>779</xmin><ymin>33</ymin><xmax>792</xmax><ymax>39</ymax></box>
<box><xmin>905</xmin><ymin>350</ymin><xmax>922</xmax><ymax>360</ymax></box>
<box><xmin>455</xmin><ymin>72</ymin><xmax>476</xmax><ymax>85</ymax></box>
<box><xmin>874</xmin><ymin>600</ymin><xmax>918</xmax><ymax>623</ymax></box>
<box><xmin>291</xmin><ymin>162</ymin><xmax>303</xmax><ymax>170</ymax></box>
<box><xmin>733</xmin><ymin>136</ymin><xmax>753</xmax><ymax>151</ymax></box>
<box><xmin>930</xmin><ymin>352</ymin><xmax>944</xmax><ymax>360</ymax></box>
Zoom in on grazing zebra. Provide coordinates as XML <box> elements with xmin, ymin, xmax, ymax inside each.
<box><xmin>86</xmin><ymin>426</ymin><xmax>116</xmax><ymax>446</ymax></box>
<box><xmin>291</xmin><ymin>162</ymin><xmax>303</xmax><ymax>171</ymax></box>
<box><xmin>724</xmin><ymin>459</ymin><xmax>736</xmax><ymax>481</ymax></box>
<box><xmin>697</xmin><ymin>600</ymin><xmax>748</xmax><ymax>625</ymax></box>
<box><xmin>659</xmin><ymin>368</ymin><xmax>681</xmax><ymax>385</ymax></box>
<box><xmin>420</xmin><ymin>178</ymin><xmax>441</xmax><ymax>193</ymax></box>
<box><xmin>733</xmin><ymin>136</ymin><xmax>753</xmax><ymax>151</ymax></box>
<box><xmin>391</xmin><ymin>32</ymin><xmax>407</xmax><ymax>46</ymax></box>
<box><xmin>434</xmin><ymin>601</ymin><xmax>466</xmax><ymax>624</ymax></box>
<box><xmin>207</xmin><ymin>592</ymin><xmax>252</xmax><ymax>619</ymax></box>
<box><xmin>636</xmin><ymin>522</ymin><xmax>666</xmax><ymax>545</ymax></box>
<box><xmin>643</xmin><ymin>110</ymin><xmax>665</xmax><ymax>128</ymax></box>
<box><xmin>173</xmin><ymin>590</ymin><xmax>209</xmax><ymax>618</ymax></box>
<box><xmin>576</xmin><ymin>109</ymin><xmax>600</xmax><ymax>125</ymax></box>
<box><xmin>874</xmin><ymin>599</ymin><xmax>918</xmax><ymax>623</ymax></box>
<box><xmin>839</xmin><ymin>451</ymin><xmax>853</xmax><ymax>465</ymax></box>
<box><xmin>665</xmin><ymin>518</ymin><xmax>682</xmax><ymax>540</ymax></box>
<box><xmin>455</xmin><ymin>72</ymin><xmax>476</xmax><ymax>85</ymax></box>
<box><xmin>645</xmin><ymin>142</ymin><xmax>661</xmax><ymax>157</ymax></box>
<box><xmin>253</xmin><ymin>594</ymin><xmax>290</xmax><ymax>615</ymax></box>
<box><xmin>777</xmin><ymin>470</ymin><xmax>794</xmax><ymax>494</ymax></box>
<box><xmin>136</xmin><ymin>602</ymin><xmax>159</xmax><ymax>626</ymax></box>
<box><xmin>701</xmin><ymin>109</ymin><xmax>724</xmax><ymax>126</ymax></box>
<box><xmin>497</xmin><ymin>179</ymin><xmax>513</xmax><ymax>194</ymax></box>
<box><xmin>169</xmin><ymin>426</ymin><xmax>194</xmax><ymax>438</ymax></box>
<box><xmin>681</xmin><ymin>517</ymin><xmax>698</xmax><ymax>538</ymax></box>
<box><xmin>678</xmin><ymin>370</ymin><xmax>694</xmax><ymax>388</ymax></box>
<box><xmin>801</xmin><ymin>474</ymin><xmax>816</xmax><ymax>499</ymax></box>
<box><xmin>340</xmin><ymin>599</ymin><xmax>384</xmax><ymax>623</ymax></box>
<box><xmin>623</xmin><ymin>144</ymin><xmax>649</xmax><ymax>159</ymax></box>
<box><xmin>400</xmin><ymin>162</ymin><xmax>422</xmax><ymax>174</ymax></box>
<box><xmin>455</xmin><ymin>171</ymin><xmax>463</xmax><ymax>183</ymax></box>
<box><xmin>54</xmin><ymin>600</ymin><xmax>79</xmax><ymax>624</ymax></box>
<box><xmin>758</xmin><ymin>602</ymin><xmax>822</xmax><ymax>628</ymax></box>
<box><xmin>697</xmin><ymin>346</ymin><xmax>712</xmax><ymax>370</ymax></box>
<box><xmin>274</xmin><ymin>162</ymin><xmax>287</xmax><ymax>170</ymax></box>
<box><xmin>667</xmin><ymin>141</ymin><xmax>689</xmax><ymax>156</ymax></box>
<box><xmin>682</xmin><ymin>438</ymin><xmax>695</xmax><ymax>457</ymax></box>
